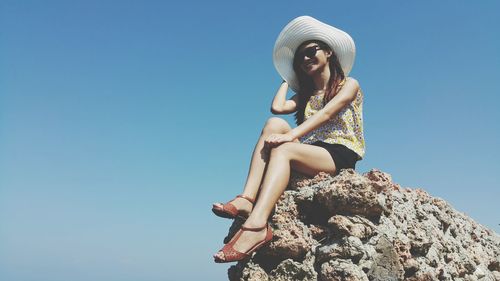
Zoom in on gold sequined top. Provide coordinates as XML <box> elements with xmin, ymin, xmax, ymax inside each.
<box><xmin>299</xmin><ymin>79</ymin><xmax>365</xmax><ymax>160</ymax></box>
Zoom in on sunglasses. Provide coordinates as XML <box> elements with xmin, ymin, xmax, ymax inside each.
<box><xmin>296</xmin><ymin>45</ymin><xmax>322</xmax><ymax>61</ymax></box>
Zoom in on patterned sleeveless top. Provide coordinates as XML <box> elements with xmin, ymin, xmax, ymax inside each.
<box><xmin>299</xmin><ymin>79</ymin><xmax>366</xmax><ymax>160</ymax></box>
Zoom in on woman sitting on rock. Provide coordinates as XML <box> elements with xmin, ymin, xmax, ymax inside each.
<box><xmin>212</xmin><ymin>15</ymin><xmax>366</xmax><ymax>263</ymax></box>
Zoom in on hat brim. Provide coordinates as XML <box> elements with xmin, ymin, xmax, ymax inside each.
<box><xmin>273</xmin><ymin>16</ymin><xmax>356</xmax><ymax>93</ymax></box>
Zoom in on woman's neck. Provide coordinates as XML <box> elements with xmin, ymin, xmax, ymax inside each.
<box><xmin>312</xmin><ymin>65</ymin><xmax>331</xmax><ymax>91</ymax></box>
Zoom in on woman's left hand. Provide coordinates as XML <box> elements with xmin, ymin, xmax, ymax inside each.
<box><xmin>264</xmin><ymin>133</ymin><xmax>296</xmax><ymax>148</ymax></box>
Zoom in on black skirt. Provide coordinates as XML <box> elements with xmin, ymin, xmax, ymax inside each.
<box><xmin>310</xmin><ymin>141</ymin><xmax>359</xmax><ymax>175</ymax></box>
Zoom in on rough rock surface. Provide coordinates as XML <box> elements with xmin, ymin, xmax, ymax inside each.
<box><xmin>226</xmin><ymin>169</ymin><xmax>500</xmax><ymax>281</ymax></box>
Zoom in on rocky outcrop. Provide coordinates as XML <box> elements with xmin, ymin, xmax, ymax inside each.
<box><xmin>225</xmin><ymin>169</ymin><xmax>500</xmax><ymax>281</ymax></box>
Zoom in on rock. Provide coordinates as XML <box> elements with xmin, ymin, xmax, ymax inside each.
<box><xmin>269</xmin><ymin>254</ymin><xmax>317</xmax><ymax>281</ymax></box>
<box><xmin>262</xmin><ymin>191</ymin><xmax>315</xmax><ymax>262</ymax></box>
<box><xmin>223</xmin><ymin>169</ymin><xmax>500</xmax><ymax>281</ymax></box>
<box><xmin>228</xmin><ymin>261</ymin><xmax>269</xmax><ymax>281</ymax></box>
<box><xmin>315</xmin><ymin>170</ymin><xmax>392</xmax><ymax>220</ymax></box>
<box><xmin>327</xmin><ymin>214</ymin><xmax>376</xmax><ymax>239</ymax></box>
<box><xmin>367</xmin><ymin>235</ymin><xmax>404</xmax><ymax>280</ymax></box>
<box><xmin>320</xmin><ymin>259</ymin><xmax>369</xmax><ymax>281</ymax></box>
<box><xmin>316</xmin><ymin>236</ymin><xmax>365</xmax><ymax>264</ymax></box>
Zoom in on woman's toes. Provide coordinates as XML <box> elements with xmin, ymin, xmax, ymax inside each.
<box><xmin>214</xmin><ymin>251</ymin><xmax>224</xmax><ymax>261</ymax></box>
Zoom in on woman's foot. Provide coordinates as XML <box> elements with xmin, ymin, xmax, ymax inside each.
<box><xmin>213</xmin><ymin>221</ymin><xmax>272</xmax><ymax>263</ymax></box>
<box><xmin>212</xmin><ymin>195</ymin><xmax>254</xmax><ymax>219</ymax></box>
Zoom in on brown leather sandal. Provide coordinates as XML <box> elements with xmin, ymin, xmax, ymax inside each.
<box><xmin>213</xmin><ymin>224</ymin><xmax>273</xmax><ymax>263</ymax></box>
<box><xmin>212</xmin><ymin>195</ymin><xmax>255</xmax><ymax>219</ymax></box>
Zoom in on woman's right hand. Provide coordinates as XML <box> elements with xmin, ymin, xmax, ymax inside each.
<box><xmin>264</xmin><ymin>132</ymin><xmax>296</xmax><ymax>148</ymax></box>
<box><xmin>270</xmin><ymin>80</ymin><xmax>298</xmax><ymax>114</ymax></box>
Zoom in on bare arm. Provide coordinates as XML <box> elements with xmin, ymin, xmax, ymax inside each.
<box><xmin>270</xmin><ymin>81</ymin><xmax>298</xmax><ymax>115</ymax></box>
<box><xmin>289</xmin><ymin>78</ymin><xmax>360</xmax><ymax>140</ymax></box>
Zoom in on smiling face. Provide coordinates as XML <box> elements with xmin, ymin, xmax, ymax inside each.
<box><xmin>294</xmin><ymin>41</ymin><xmax>332</xmax><ymax>76</ymax></box>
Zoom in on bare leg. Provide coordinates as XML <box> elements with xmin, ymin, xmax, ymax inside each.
<box><xmin>213</xmin><ymin>117</ymin><xmax>292</xmax><ymax>212</ymax></box>
<box><xmin>214</xmin><ymin>142</ymin><xmax>337</xmax><ymax>260</ymax></box>
<box><xmin>241</xmin><ymin>117</ymin><xmax>293</xmax><ymax>197</ymax></box>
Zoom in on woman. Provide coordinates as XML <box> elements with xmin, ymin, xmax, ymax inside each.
<box><xmin>212</xmin><ymin>16</ymin><xmax>365</xmax><ymax>263</ymax></box>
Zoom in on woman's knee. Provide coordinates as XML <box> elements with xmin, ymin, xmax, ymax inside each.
<box><xmin>262</xmin><ymin>117</ymin><xmax>291</xmax><ymax>135</ymax></box>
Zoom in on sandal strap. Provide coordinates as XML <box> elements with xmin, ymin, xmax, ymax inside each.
<box><xmin>241</xmin><ymin>224</ymin><xmax>267</xmax><ymax>232</ymax></box>
<box><xmin>236</xmin><ymin>194</ymin><xmax>255</xmax><ymax>204</ymax></box>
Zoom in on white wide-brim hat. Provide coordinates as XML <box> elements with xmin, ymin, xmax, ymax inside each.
<box><xmin>273</xmin><ymin>15</ymin><xmax>356</xmax><ymax>93</ymax></box>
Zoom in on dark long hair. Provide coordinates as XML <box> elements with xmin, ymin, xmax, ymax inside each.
<box><xmin>293</xmin><ymin>40</ymin><xmax>346</xmax><ymax>125</ymax></box>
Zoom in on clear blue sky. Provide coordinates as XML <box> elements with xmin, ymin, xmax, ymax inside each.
<box><xmin>1</xmin><ymin>1</ymin><xmax>499</xmax><ymax>280</ymax></box>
